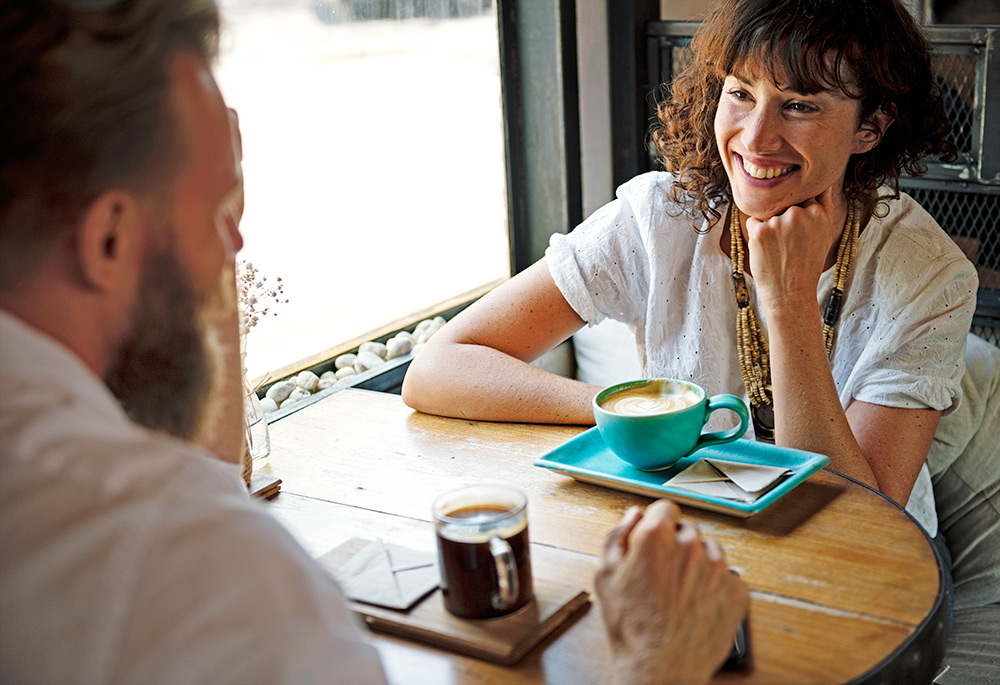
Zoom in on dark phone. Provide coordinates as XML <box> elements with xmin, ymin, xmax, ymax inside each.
<box><xmin>722</xmin><ymin>616</ymin><xmax>751</xmax><ymax>670</ymax></box>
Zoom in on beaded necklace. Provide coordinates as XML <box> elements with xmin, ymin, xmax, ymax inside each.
<box><xmin>729</xmin><ymin>201</ymin><xmax>859</xmax><ymax>442</ymax></box>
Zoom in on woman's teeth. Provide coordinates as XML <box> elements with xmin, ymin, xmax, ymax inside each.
<box><xmin>742</xmin><ymin>158</ymin><xmax>791</xmax><ymax>179</ymax></box>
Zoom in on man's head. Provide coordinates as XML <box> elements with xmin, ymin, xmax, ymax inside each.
<box><xmin>0</xmin><ymin>0</ymin><xmax>222</xmax><ymax>288</ymax></box>
<box><xmin>1</xmin><ymin>0</ymin><xmax>243</xmax><ymax>439</ymax></box>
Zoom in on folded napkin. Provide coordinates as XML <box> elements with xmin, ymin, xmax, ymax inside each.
<box><xmin>331</xmin><ymin>539</ymin><xmax>440</xmax><ymax>611</ymax></box>
<box><xmin>666</xmin><ymin>458</ymin><xmax>791</xmax><ymax>503</ymax></box>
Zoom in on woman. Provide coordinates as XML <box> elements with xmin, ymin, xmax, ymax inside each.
<box><xmin>402</xmin><ymin>0</ymin><xmax>977</xmax><ymax>537</ymax></box>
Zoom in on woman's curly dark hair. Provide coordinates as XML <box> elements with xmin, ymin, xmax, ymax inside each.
<box><xmin>651</xmin><ymin>0</ymin><xmax>956</xmax><ymax>227</ymax></box>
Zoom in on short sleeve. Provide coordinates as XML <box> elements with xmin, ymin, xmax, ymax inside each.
<box><xmin>850</xmin><ymin>231</ymin><xmax>978</xmax><ymax>414</ymax></box>
<box><xmin>546</xmin><ymin>193</ymin><xmax>651</xmax><ymax>328</ymax></box>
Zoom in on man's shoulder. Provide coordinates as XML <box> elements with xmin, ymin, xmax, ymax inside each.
<box><xmin>1</xmin><ymin>424</ymin><xmax>386</xmax><ymax>685</ymax></box>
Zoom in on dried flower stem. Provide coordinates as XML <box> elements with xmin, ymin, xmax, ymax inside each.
<box><xmin>237</xmin><ymin>259</ymin><xmax>288</xmax><ymax>391</ymax></box>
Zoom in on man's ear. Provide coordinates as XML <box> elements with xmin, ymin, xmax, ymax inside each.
<box><xmin>74</xmin><ymin>191</ymin><xmax>145</xmax><ymax>291</ymax></box>
<box><xmin>854</xmin><ymin>106</ymin><xmax>896</xmax><ymax>155</ymax></box>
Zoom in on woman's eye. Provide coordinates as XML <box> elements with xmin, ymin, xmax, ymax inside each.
<box><xmin>728</xmin><ymin>89</ymin><xmax>750</xmax><ymax>101</ymax></box>
<box><xmin>787</xmin><ymin>101</ymin><xmax>818</xmax><ymax>114</ymax></box>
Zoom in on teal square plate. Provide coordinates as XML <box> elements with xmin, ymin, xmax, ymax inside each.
<box><xmin>534</xmin><ymin>427</ymin><xmax>830</xmax><ymax>517</ymax></box>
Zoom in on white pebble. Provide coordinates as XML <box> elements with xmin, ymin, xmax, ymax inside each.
<box><xmin>319</xmin><ymin>370</ymin><xmax>336</xmax><ymax>382</ymax></box>
<box><xmin>386</xmin><ymin>336</ymin><xmax>412</xmax><ymax>359</ymax></box>
<box><xmin>335</xmin><ymin>353</ymin><xmax>357</xmax><ymax>370</ymax></box>
<box><xmin>260</xmin><ymin>397</ymin><xmax>278</xmax><ymax>413</ymax></box>
<box><xmin>317</xmin><ymin>378</ymin><xmax>335</xmax><ymax>391</ymax></box>
<box><xmin>335</xmin><ymin>367</ymin><xmax>357</xmax><ymax>380</ymax></box>
<box><xmin>359</xmin><ymin>341</ymin><xmax>388</xmax><ymax>359</ymax></box>
<box><xmin>265</xmin><ymin>379</ymin><xmax>296</xmax><ymax>404</ymax></box>
<box><xmin>295</xmin><ymin>370</ymin><xmax>320</xmax><ymax>392</ymax></box>
<box><xmin>282</xmin><ymin>387</ymin><xmax>312</xmax><ymax>407</ymax></box>
<box><xmin>414</xmin><ymin>321</ymin><xmax>442</xmax><ymax>342</ymax></box>
<box><xmin>354</xmin><ymin>351</ymin><xmax>384</xmax><ymax>373</ymax></box>
<box><xmin>433</xmin><ymin>316</ymin><xmax>446</xmax><ymax>326</ymax></box>
<box><xmin>395</xmin><ymin>330</ymin><xmax>415</xmax><ymax>343</ymax></box>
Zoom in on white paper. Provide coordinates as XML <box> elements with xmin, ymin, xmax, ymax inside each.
<box><xmin>705</xmin><ymin>458</ymin><xmax>790</xmax><ymax>494</ymax></box>
<box><xmin>665</xmin><ymin>458</ymin><xmax>790</xmax><ymax>502</ymax></box>
<box><xmin>668</xmin><ymin>459</ymin><xmax>729</xmax><ymax>485</ymax></box>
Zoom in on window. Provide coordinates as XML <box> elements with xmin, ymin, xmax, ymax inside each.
<box><xmin>215</xmin><ymin>0</ymin><xmax>509</xmax><ymax>380</ymax></box>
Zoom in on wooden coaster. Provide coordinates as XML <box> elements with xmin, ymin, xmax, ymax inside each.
<box><xmin>249</xmin><ymin>473</ymin><xmax>282</xmax><ymax>500</ymax></box>
<box><xmin>319</xmin><ymin>538</ymin><xmax>590</xmax><ymax>665</ymax></box>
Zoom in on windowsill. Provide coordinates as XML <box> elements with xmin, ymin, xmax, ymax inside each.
<box><xmin>264</xmin><ymin>354</ymin><xmax>413</xmax><ymax>425</ymax></box>
<box><xmin>251</xmin><ymin>276</ymin><xmax>504</xmax><ymax>391</ymax></box>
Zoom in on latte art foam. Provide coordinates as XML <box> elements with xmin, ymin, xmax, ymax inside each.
<box><xmin>601</xmin><ymin>386</ymin><xmax>701</xmax><ymax>416</ymax></box>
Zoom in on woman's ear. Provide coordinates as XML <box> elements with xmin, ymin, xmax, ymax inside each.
<box><xmin>74</xmin><ymin>191</ymin><xmax>145</xmax><ymax>292</ymax></box>
<box><xmin>854</xmin><ymin>105</ymin><xmax>896</xmax><ymax>155</ymax></box>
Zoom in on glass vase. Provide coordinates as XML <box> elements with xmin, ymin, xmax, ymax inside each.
<box><xmin>243</xmin><ymin>371</ymin><xmax>271</xmax><ymax>471</ymax></box>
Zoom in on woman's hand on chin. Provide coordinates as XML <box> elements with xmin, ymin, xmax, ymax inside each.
<box><xmin>745</xmin><ymin>186</ymin><xmax>840</xmax><ymax>313</ymax></box>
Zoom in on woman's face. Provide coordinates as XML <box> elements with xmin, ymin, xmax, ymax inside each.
<box><xmin>714</xmin><ymin>67</ymin><xmax>878</xmax><ymax>221</ymax></box>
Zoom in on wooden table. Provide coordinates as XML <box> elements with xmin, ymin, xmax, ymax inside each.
<box><xmin>258</xmin><ymin>388</ymin><xmax>947</xmax><ymax>684</ymax></box>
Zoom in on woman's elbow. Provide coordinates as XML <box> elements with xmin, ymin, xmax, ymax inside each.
<box><xmin>401</xmin><ymin>356</ymin><xmax>429</xmax><ymax>411</ymax></box>
<box><xmin>400</xmin><ymin>340</ymin><xmax>448</xmax><ymax>412</ymax></box>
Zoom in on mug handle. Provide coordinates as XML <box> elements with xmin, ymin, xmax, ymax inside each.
<box><xmin>489</xmin><ymin>536</ymin><xmax>519</xmax><ymax>610</ymax></box>
<box><xmin>694</xmin><ymin>394</ymin><xmax>750</xmax><ymax>450</ymax></box>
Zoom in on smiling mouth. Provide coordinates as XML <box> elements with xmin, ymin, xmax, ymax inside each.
<box><xmin>739</xmin><ymin>155</ymin><xmax>795</xmax><ymax>180</ymax></box>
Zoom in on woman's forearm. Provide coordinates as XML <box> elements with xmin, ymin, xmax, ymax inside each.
<box><xmin>766</xmin><ymin>300</ymin><xmax>878</xmax><ymax>488</ymax></box>
<box><xmin>402</xmin><ymin>338</ymin><xmax>600</xmax><ymax>424</ymax></box>
<box><xmin>402</xmin><ymin>258</ymin><xmax>600</xmax><ymax>424</ymax></box>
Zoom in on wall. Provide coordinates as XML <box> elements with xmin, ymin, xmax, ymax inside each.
<box><xmin>576</xmin><ymin>0</ymin><xmax>613</xmax><ymax>216</ymax></box>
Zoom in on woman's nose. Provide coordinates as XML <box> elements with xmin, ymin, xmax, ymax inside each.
<box><xmin>742</xmin><ymin>106</ymin><xmax>782</xmax><ymax>153</ymax></box>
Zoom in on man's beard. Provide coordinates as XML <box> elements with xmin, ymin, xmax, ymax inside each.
<box><xmin>104</xmin><ymin>245</ymin><xmax>213</xmax><ymax>440</ymax></box>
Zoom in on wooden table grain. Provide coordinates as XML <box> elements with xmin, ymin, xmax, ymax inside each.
<box><xmin>258</xmin><ymin>388</ymin><xmax>946</xmax><ymax>684</ymax></box>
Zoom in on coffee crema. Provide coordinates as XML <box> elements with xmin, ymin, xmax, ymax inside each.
<box><xmin>600</xmin><ymin>385</ymin><xmax>700</xmax><ymax>416</ymax></box>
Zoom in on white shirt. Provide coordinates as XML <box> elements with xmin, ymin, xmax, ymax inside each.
<box><xmin>547</xmin><ymin>172</ymin><xmax>978</xmax><ymax>535</ymax></box>
<box><xmin>0</xmin><ymin>312</ymin><xmax>386</xmax><ymax>684</ymax></box>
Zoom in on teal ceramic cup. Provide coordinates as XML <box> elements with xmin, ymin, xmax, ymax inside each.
<box><xmin>593</xmin><ymin>379</ymin><xmax>750</xmax><ymax>471</ymax></box>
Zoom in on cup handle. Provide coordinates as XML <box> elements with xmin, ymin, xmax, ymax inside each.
<box><xmin>694</xmin><ymin>394</ymin><xmax>750</xmax><ymax>450</ymax></box>
<box><xmin>489</xmin><ymin>536</ymin><xmax>519</xmax><ymax>610</ymax></box>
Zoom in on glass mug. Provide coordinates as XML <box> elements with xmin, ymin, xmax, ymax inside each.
<box><xmin>432</xmin><ymin>485</ymin><xmax>534</xmax><ymax>619</ymax></box>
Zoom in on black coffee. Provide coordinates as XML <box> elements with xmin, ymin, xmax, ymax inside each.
<box><xmin>436</xmin><ymin>505</ymin><xmax>533</xmax><ymax>618</ymax></box>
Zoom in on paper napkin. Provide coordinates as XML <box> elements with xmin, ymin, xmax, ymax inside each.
<box><xmin>331</xmin><ymin>539</ymin><xmax>440</xmax><ymax>611</ymax></box>
<box><xmin>666</xmin><ymin>458</ymin><xmax>791</xmax><ymax>503</ymax></box>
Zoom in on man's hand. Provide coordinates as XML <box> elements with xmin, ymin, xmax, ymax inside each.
<box><xmin>595</xmin><ymin>500</ymin><xmax>749</xmax><ymax>685</ymax></box>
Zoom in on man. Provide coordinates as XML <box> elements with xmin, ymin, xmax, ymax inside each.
<box><xmin>0</xmin><ymin>1</ymin><xmax>747</xmax><ymax>683</ymax></box>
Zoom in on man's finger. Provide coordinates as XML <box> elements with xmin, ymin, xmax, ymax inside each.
<box><xmin>643</xmin><ymin>498</ymin><xmax>682</xmax><ymax>527</ymax></box>
<box><xmin>704</xmin><ymin>537</ymin><xmax>724</xmax><ymax>562</ymax></box>
<box><xmin>601</xmin><ymin>506</ymin><xmax>643</xmax><ymax>564</ymax></box>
